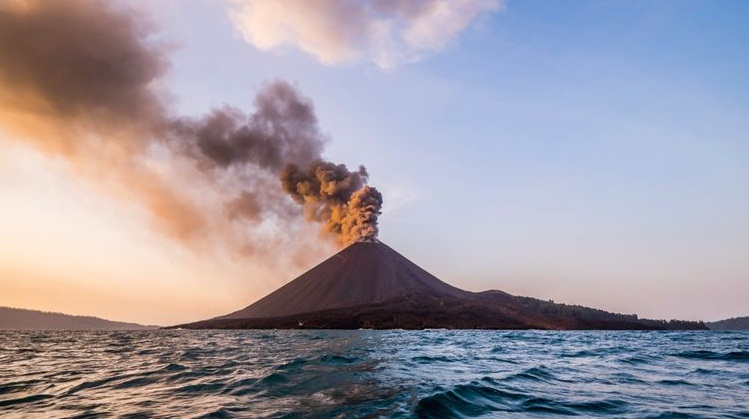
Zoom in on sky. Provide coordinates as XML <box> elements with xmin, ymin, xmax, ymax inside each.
<box><xmin>0</xmin><ymin>0</ymin><xmax>747</xmax><ymax>325</ymax></box>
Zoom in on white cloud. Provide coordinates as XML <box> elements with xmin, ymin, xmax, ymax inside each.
<box><xmin>228</xmin><ymin>0</ymin><xmax>503</xmax><ymax>69</ymax></box>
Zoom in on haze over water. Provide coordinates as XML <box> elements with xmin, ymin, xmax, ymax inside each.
<box><xmin>2</xmin><ymin>330</ymin><xmax>747</xmax><ymax>418</ymax></box>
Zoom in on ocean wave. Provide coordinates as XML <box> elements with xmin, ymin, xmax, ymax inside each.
<box><xmin>673</xmin><ymin>350</ymin><xmax>749</xmax><ymax>361</ymax></box>
<box><xmin>504</xmin><ymin>366</ymin><xmax>559</xmax><ymax>383</ymax></box>
<box><xmin>415</xmin><ymin>376</ymin><xmax>630</xmax><ymax>417</ymax></box>
<box><xmin>0</xmin><ymin>330</ymin><xmax>747</xmax><ymax>417</ymax></box>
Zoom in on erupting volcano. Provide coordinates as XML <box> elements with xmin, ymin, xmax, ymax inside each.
<box><xmin>220</xmin><ymin>241</ymin><xmax>471</xmax><ymax>320</ymax></box>
<box><xmin>178</xmin><ymin>240</ymin><xmax>707</xmax><ymax>331</ymax></box>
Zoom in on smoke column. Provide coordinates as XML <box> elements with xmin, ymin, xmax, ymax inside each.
<box><xmin>0</xmin><ymin>0</ymin><xmax>382</xmax><ymax>256</ymax></box>
<box><xmin>281</xmin><ymin>162</ymin><xmax>383</xmax><ymax>244</ymax></box>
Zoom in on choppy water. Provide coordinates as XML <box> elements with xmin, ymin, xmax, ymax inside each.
<box><xmin>1</xmin><ymin>330</ymin><xmax>747</xmax><ymax>418</ymax></box>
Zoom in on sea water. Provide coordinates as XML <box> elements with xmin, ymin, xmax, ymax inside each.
<box><xmin>1</xmin><ymin>330</ymin><xmax>747</xmax><ymax>418</ymax></box>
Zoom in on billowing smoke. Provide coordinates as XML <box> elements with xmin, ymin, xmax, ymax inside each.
<box><xmin>281</xmin><ymin>162</ymin><xmax>383</xmax><ymax>244</ymax></box>
<box><xmin>0</xmin><ymin>0</ymin><xmax>204</xmax><ymax>242</ymax></box>
<box><xmin>0</xmin><ymin>0</ymin><xmax>382</xmax><ymax>257</ymax></box>
<box><xmin>171</xmin><ymin>82</ymin><xmax>324</xmax><ymax>171</ymax></box>
<box><xmin>171</xmin><ymin>83</ymin><xmax>383</xmax><ymax>244</ymax></box>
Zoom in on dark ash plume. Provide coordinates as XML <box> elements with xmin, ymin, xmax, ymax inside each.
<box><xmin>0</xmin><ymin>0</ymin><xmax>202</xmax><ymax>241</ymax></box>
<box><xmin>342</xmin><ymin>185</ymin><xmax>383</xmax><ymax>243</ymax></box>
<box><xmin>171</xmin><ymin>81</ymin><xmax>324</xmax><ymax>171</ymax></box>
<box><xmin>281</xmin><ymin>162</ymin><xmax>383</xmax><ymax>244</ymax></box>
<box><xmin>172</xmin><ymin>81</ymin><xmax>383</xmax><ymax>244</ymax></box>
<box><xmin>0</xmin><ymin>0</ymin><xmax>383</xmax><ymax>253</ymax></box>
<box><xmin>0</xmin><ymin>0</ymin><xmax>166</xmax><ymax>146</ymax></box>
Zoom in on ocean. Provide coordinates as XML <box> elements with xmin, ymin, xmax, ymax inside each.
<box><xmin>1</xmin><ymin>330</ymin><xmax>747</xmax><ymax>418</ymax></box>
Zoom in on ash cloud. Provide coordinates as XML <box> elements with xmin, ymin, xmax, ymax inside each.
<box><xmin>0</xmin><ymin>0</ymin><xmax>202</xmax><ymax>241</ymax></box>
<box><xmin>170</xmin><ymin>81</ymin><xmax>324</xmax><ymax>171</ymax></box>
<box><xmin>0</xmin><ymin>0</ymin><xmax>166</xmax><ymax>146</ymax></box>
<box><xmin>0</xmin><ymin>0</ymin><xmax>382</xmax><ymax>258</ymax></box>
<box><xmin>281</xmin><ymin>162</ymin><xmax>383</xmax><ymax>244</ymax></box>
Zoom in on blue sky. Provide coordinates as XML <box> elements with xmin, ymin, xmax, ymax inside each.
<box><xmin>1</xmin><ymin>0</ymin><xmax>746</xmax><ymax>323</ymax></box>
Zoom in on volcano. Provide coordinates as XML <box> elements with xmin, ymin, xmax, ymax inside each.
<box><xmin>178</xmin><ymin>241</ymin><xmax>706</xmax><ymax>330</ymax></box>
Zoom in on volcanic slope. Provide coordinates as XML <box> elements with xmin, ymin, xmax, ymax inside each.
<box><xmin>221</xmin><ymin>241</ymin><xmax>472</xmax><ymax>319</ymax></box>
<box><xmin>179</xmin><ymin>241</ymin><xmax>706</xmax><ymax>330</ymax></box>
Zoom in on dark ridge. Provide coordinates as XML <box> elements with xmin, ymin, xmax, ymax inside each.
<box><xmin>706</xmin><ymin>316</ymin><xmax>749</xmax><ymax>331</ymax></box>
<box><xmin>174</xmin><ymin>241</ymin><xmax>708</xmax><ymax>331</ymax></box>
<box><xmin>0</xmin><ymin>307</ymin><xmax>158</xmax><ymax>330</ymax></box>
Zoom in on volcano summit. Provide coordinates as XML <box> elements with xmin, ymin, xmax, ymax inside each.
<box><xmin>178</xmin><ymin>242</ymin><xmax>706</xmax><ymax>330</ymax></box>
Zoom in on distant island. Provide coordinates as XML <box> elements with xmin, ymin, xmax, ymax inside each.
<box><xmin>175</xmin><ymin>241</ymin><xmax>708</xmax><ymax>331</ymax></box>
<box><xmin>0</xmin><ymin>307</ymin><xmax>157</xmax><ymax>330</ymax></box>
<box><xmin>707</xmin><ymin>316</ymin><xmax>749</xmax><ymax>331</ymax></box>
